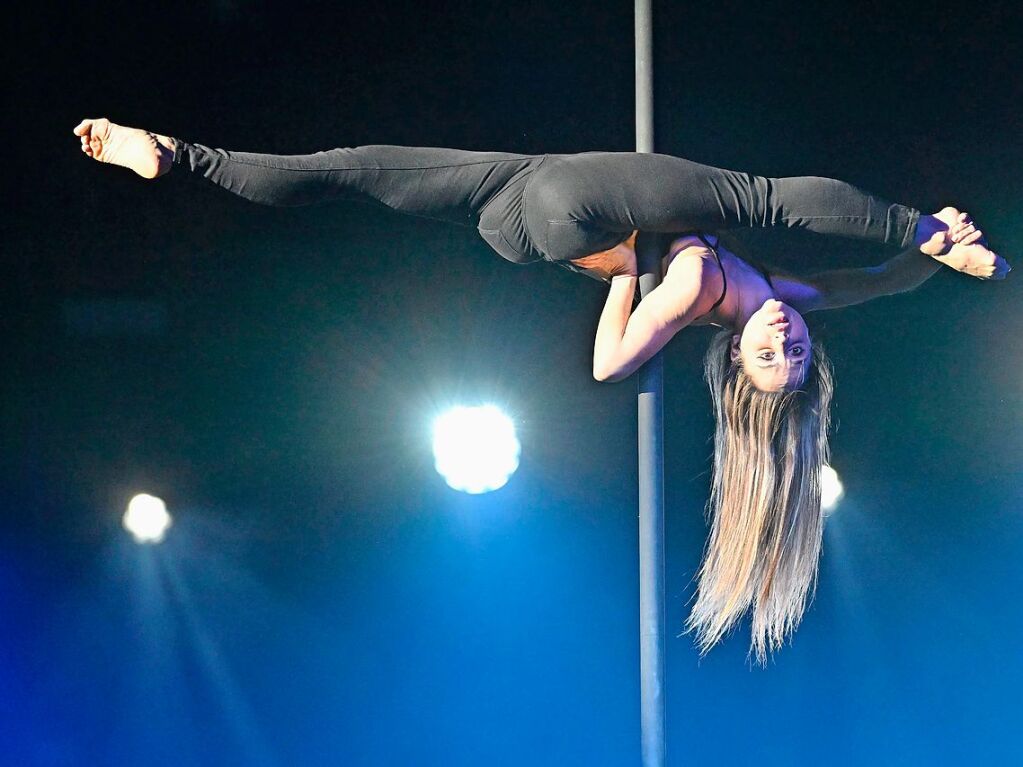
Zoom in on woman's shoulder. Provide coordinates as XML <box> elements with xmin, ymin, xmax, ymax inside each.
<box><xmin>659</xmin><ymin>237</ymin><xmax>727</xmax><ymax>323</ymax></box>
<box><xmin>662</xmin><ymin>232</ymin><xmax>719</xmax><ymax>268</ymax></box>
<box><xmin>667</xmin><ymin>232</ymin><xmax>716</xmax><ymax>251</ymax></box>
<box><xmin>662</xmin><ymin>234</ymin><xmax>722</xmax><ymax>278</ymax></box>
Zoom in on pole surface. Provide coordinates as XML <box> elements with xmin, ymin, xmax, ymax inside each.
<box><xmin>635</xmin><ymin>1</ymin><xmax>666</xmax><ymax>766</ymax></box>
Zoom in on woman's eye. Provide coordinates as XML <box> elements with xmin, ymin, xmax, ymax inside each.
<box><xmin>760</xmin><ymin>352</ymin><xmax>774</xmax><ymax>360</ymax></box>
<box><xmin>790</xmin><ymin>347</ymin><xmax>803</xmax><ymax>355</ymax></box>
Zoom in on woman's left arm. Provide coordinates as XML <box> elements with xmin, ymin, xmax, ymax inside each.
<box><xmin>786</xmin><ymin>215</ymin><xmax>996</xmax><ymax>312</ymax></box>
<box><xmin>782</xmin><ymin>247</ymin><xmax>942</xmax><ymax>313</ymax></box>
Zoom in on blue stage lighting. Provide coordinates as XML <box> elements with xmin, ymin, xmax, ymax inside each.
<box><xmin>123</xmin><ymin>493</ymin><xmax>173</xmax><ymax>543</ymax></box>
<box><xmin>432</xmin><ymin>405</ymin><xmax>521</xmax><ymax>494</ymax></box>
<box><xmin>821</xmin><ymin>465</ymin><xmax>844</xmax><ymax>513</ymax></box>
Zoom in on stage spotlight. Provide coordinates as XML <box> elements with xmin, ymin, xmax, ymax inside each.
<box><xmin>123</xmin><ymin>493</ymin><xmax>173</xmax><ymax>543</ymax></box>
<box><xmin>432</xmin><ymin>405</ymin><xmax>520</xmax><ymax>494</ymax></box>
<box><xmin>821</xmin><ymin>465</ymin><xmax>844</xmax><ymax>512</ymax></box>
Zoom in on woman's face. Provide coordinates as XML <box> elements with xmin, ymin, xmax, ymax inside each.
<box><xmin>732</xmin><ymin>299</ymin><xmax>812</xmax><ymax>392</ymax></box>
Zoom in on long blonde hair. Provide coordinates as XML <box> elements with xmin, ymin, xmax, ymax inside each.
<box><xmin>683</xmin><ymin>329</ymin><xmax>835</xmax><ymax>667</ymax></box>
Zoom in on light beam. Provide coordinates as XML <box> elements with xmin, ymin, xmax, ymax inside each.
<box><xmin>432</xmin><ymin>405</ymin><xmax>520</xmax><ymax>494</ymax></box>
<box><xmin>123</xmin><ymin>493</ymin><xmax>173</xmax><ymax>544</ymax></box>
<box><xmin>822</xmin><ymin>465</ymin><xmax>845</xmax><ymax>513</ymax></box>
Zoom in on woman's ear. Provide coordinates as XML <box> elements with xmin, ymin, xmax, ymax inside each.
<box><xmin>730</xmin><ymin>334</ymin><xmax>741</xmax><ymax>363</ymax></box>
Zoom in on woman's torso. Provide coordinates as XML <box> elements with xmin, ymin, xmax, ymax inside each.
<box><xmin>567</xmin><ymin>232</ymin><xmax>780</xmax><ymax>327</ymax></box>
<box><xmin>679</xmin><ymin>236</ymin><xmax>777</xmax><ymax>328</ymax></box>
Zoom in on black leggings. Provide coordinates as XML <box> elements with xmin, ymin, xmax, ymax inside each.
<box><xmin>173</xmin><ymin>141</ymin><xmax>921</xmax><ymax>279</ymax></box>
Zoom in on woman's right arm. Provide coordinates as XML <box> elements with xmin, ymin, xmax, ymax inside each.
<box><xmin>592</xmin><ymin>249</ymin><xmax>722</xmax><ymax>382</ymax></box>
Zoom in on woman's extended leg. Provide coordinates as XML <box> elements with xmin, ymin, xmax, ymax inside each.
<box><xmin>74</xmin><ymin>118</ymin><xmax>539</xmax><ymax>228</ymax></box>
<box><xmin>525</xmin><ymin>152</ymin><xmax>924</xmax><ymax>262</ymax></box>
<box><xmin>171</xmin><ymin>142</ymin><xmax>542</xmax><ymax>228</ymax></box>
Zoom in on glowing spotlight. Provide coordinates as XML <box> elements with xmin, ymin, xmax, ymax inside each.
<box><xmin>123</xmin><ymin>493</ymin><xmax>173</xmax><ymax>543</ymax></box>
<box><xmin>432</xmin><ymin>405</ymin><xmax>521</xmax><ymax>494</ymax></box>
<box><xmin>821</xmin><ymin>465</ymin><xmax>844</xmax><ymax>513</ymax></box>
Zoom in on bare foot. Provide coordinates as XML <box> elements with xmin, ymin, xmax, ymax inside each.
<box><xmin>917</xmin><ymin>206</ymin><xmax>1010</xmax><ymax>280</ymax></box>
<box><xmin>934</xmin><ymin>241</ymin><xmax>1010</xmax><ymax>280</ymax></box>
<box><xmin>73</xmin><ymin>118</ymin><xmax>175</xmax><ymax>179</ymax></box>
<box><xmin>917</xmin><ymin>206</ymin><xmax>971</xmax><ymax>256</ymax></box>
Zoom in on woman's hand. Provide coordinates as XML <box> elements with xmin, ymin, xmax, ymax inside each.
<box><xmin>568</xmin><ymin>231</ymin><xmax>638</xmax><ymax>280</ymax></box>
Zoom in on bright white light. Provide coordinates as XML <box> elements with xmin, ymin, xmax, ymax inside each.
<box><xmin>821</xmin><ymin>465</ymin><xmax>844</xmax><ymax>512</ymax></box>
<box><xmin>123</xmin><ymin>493</ymin><xmax>173</xmax><ymax>544</ymax></box>
<box><xmin>432</xmin><ymin>405</ymin><xmax>521</xmax><ymax>494</ymax></box>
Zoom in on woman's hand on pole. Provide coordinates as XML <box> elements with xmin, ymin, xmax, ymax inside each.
<box><xmin>568</xmin><ymin>231</ymin><xmax>639</xmax><ymax>280</ymax></box>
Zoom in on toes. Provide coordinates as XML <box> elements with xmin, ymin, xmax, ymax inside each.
<box><xmin>73</xmin><ymin>118</ymin><xmax>104</xmax><ymax>136</ymax></box>
<box><xmin>75</xmin><ymin>117</ymin><xmax>111</xmax><ymax>138</ymax></box>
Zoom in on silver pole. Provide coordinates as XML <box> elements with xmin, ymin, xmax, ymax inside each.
<box><xmin>635</xmin><ymin>1</ymin><xmax>666</xmax><ymax>766</ymax></box>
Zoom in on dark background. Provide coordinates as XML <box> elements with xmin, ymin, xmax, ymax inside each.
<box><xmin>3</xmin><ymin>1</ymin><xmax>1022</xmax><ymax>765</ymax></box>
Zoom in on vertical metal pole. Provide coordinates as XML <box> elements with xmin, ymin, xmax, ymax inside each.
<box><xmin>635</xmin><ymin>2</ymin><xmax>666</xmax><ymax>766</ymax></box>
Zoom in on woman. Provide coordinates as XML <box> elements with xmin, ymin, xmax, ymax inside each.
<box><xmin>73</xmin><ymin>118</ymin><xmax>1007</xmax><ymax>665</ymax></box>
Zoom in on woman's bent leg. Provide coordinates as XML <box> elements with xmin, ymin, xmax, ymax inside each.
<box><xmin>174</xmin><ymin>142</ymin><xmax>539</xmax><ymax>227</ymax></box>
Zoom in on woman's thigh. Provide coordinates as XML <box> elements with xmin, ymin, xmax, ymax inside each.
<box><xmin>523</xmin><ymin>152</ymin><xmax>736</xmax><ymax>262</ymax></box>
<box><xmin>522</xmin><ymin>151</ymin><xmax>920</xmax><ymax>260</ymax></box>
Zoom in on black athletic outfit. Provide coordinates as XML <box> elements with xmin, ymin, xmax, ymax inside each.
<box><xmin>172</xmin><ymin>142</ymin><xmax>921</xmax><ymax>294</ymax></box>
